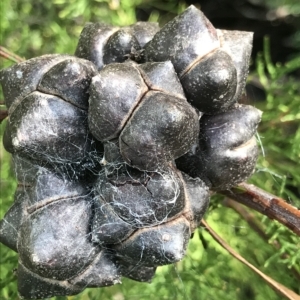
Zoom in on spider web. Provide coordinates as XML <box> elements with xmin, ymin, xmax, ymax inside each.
<box><xmin>0</xmin><ymin>110</ymin><xmax>292</xmax><ymax>300</ymax></box>
<box><xmin>0</xmin><ymin>48</ymin><xmax>294</xmax><ymax>300</ymax></box>
<box><xmin>0</xmin><ymin>81</ymin><xmax>206</xmax><ymax>299</ymax></box>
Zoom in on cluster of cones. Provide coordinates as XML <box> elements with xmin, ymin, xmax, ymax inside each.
<box><xmin>0</xmin><ymin>6</ymin><xmax>261</xmax><ymax>299</ymax></box>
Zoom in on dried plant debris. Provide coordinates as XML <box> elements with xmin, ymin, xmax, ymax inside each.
<box><xmin>0</xmin><ymin>5</ymin><xmax>261</xmax><ymax>299</ymax></box>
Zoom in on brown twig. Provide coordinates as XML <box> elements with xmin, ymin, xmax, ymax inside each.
<box><xmin>223</xmin><ymin>198</ymin><xmax>300</xmax><ymax>281</ymax></box>
<box><xmin>201</xmin><ymin>219</ymin><xmax>300</xmax><ymax>300</ymax></box>
<box><xmin>219</xmin><ymin>183</ymin><xmax>300</xmax><ymax>236</ymax></box>
<box><xmin>223</xmin><ymin>198</ymin><xmax>269</xmax><ymax>240</ymax></box>
<box><xmin>0</xmin><ymin>46</ymin><xmax>24</xmax><ymax>63</ymax></box>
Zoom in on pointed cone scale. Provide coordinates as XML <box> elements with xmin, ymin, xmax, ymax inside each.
<box><xmin>25</xmin><ymin>169</ymin><xmax>87</xmax><ymax>208</ymax></box>
<box><xmin>139</xmin><ymin>61</ymin><xmax>186</xmax><ymax>100</ymax></box>
<box><xmin>38</xmin><ymin>57</ymin><xmax>97</xmax><ymax>110</ymax></box>
<box><xmin>144</xmin><ymin>5</ymin><xmax>220</xmax><ymax>76</ymax></box>
<box><xmin>0</xmin><ymin>55</ymin><xmax>68</xmax><ymax>112</ymax></box>
<box><xmin>97</xmin><ymin>165</ymin><xmax>185</xmax><ymax>227</ymax></box>
<box><xmin>103</xmin><ymin>28</ymin><xmax>141</xmax><ymax>65</ymax></box>
<box><xmin>88</xmin><ymin>63</ymin><xmax>148</xmax><ymax>142</ymax></box>
<box><xmin>181</xmin><ymin>49</ymin><xmax>237</xmax><ymax>114</ymax></box>
<box><xmin>120</xmin><ymin>91</ymin><xmax>199</xmax><ymax>171</ymax></box>
<box><xmin>0</xmin><ymin>188</ymin><xmax>28</xmax><ymax>252</ymax></box>
<box><xmin>17</xmin><ymin>262</ymin><xmax>83</xmax><ymax>299</ymax></box>
<box><xmin>18</xmin><ymin>196</ymin><xmax>98</xmax><ymax>281</ymax></box>
<box><xmin>102</xmin><ymin>139</ymin><xmax>124</xmax><ymax>165</ymax></box>
<box><xmin>130</xmin><ymin>22</ymin><xmax>160</xmax><ymax>48</ymax></box>
<box><xmin>91</xmin><ymin>196</ymin><xmax>134</xmax><ymax>245</ymax></box>
<box><xmin>217</xmin><ymin>29</ymin><xmax>253</xmax><ymax>103</ymax></box>
<box><xmin>116</xmin><ymin>259</ymin><xmax>156</xmax><ymax>282</ymax></box>
<box><xmin>199</xmin><ymin>105</ymin><xmax>262</xmax><ymax>190</ymax></box>
<box><xmin>12</xmin><ymin>155</ymin><xmax>42</xmax><ymax>185</ymax></box>
<box><xmin>69</xmin><ymin>251</ymin><xmax>121</xmax><ymax>288</ymax></box>
<box><xmin>7</xmin><ymin>91</ymin><xmax>89</xmax><ymax>164</ymax></box>
<box><xmin>3</xmin><ymin>120</ymin><xmax>14</xmax><ymax>154</ymax></box>
<box><xmin>75</xmin><ymin>23</ymin><xmax>119</xmax><ymax>70</ymax></box>
<box><xmin>181</xmin><ymin>173</ymin><xmax>210</xmax><ymax>231</ymax></box>
<box><xmin>115</xmin><ymin>217</ymin><xmax>190</xmax><ymax>267</ymax></box>
<box><xmin>200</xmin><ymin>104</ymin><xmax>262</xmax><ymax>151</ymax></box>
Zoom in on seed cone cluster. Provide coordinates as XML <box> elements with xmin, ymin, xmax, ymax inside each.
<box><xmin>0</xmin><ymin>5</ymin><xmax>261</xmax><ymax>299</ymax></box>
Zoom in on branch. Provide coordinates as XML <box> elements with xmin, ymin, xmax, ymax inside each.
<box><xmin>223</xmin><ymin>198</ymin><xmax>300</xmax><ymax>281</ymax></box>
<box><xmin>201</xmin><ymin>220</ymin><xmax>300</xmax><ymax>300</ymax></box>
<box><xmin>223</xmin><ymin>198</ymin><xmax>269</xmax><ymax>240</ymax></box>
<box><xmin>0</xmin><ymin>46</ymin><xmax>24</xmax><ymax>63</ymax></box>
<box><xmin>219</xmin><ymin>183</ymin><xmax>300</xmax><ymax>236</ymax></box>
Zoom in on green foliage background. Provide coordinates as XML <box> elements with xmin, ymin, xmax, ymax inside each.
<box><xmin>0</xmin><ymin>1</ymin><xmax>299</xmax><ymax>299</ymax></box>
